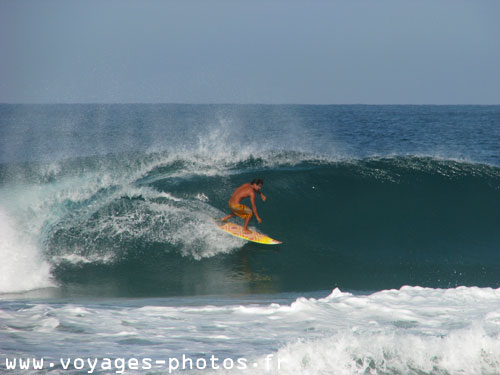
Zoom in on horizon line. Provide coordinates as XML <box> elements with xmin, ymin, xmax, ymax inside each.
<box><xmin>1</xmin><ymin>102</ymin><xmax>499</xmax><ymax>106</ymax></box>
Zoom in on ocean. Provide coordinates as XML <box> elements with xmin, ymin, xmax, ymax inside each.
<box><xmin>1</xmin><ymin>104</ymin><xmax>499</xmax><ymax>374</ymax></box>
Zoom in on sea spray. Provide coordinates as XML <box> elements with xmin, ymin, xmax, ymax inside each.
<box><xmin>0</xmin><ymin>208</ymin><xmax>54</xmax><ymax>293</ymax></box>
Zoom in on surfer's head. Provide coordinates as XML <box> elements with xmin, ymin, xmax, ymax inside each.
<box><xmin>251</xmin><ymin>179</ymin><xmax>264</xmax><ymax>191</ymax></box>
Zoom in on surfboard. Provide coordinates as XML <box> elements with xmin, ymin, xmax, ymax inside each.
<box><xmin>217</xmin><ymin>222</ymin><xmax>282</xmax><ymax>245</ymax></box>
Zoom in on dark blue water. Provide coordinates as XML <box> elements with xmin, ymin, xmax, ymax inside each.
<box><xmin>2</xmin><ymin>104</ymin><xmax>499</xmax><ymax>165</ymax></box>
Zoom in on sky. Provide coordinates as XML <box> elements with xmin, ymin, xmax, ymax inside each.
<box><xmin>1</xmin><ymin>0</ymin><xmax>499</xmax><ymax>104</ymax></box>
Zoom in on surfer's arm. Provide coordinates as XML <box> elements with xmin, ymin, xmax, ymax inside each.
<box><xmin>258</xmin><ymin>192</ymin><xmax>266</xmax><ymax>202</ymax></box>
<box><xmin>250</xmin><ymin>193</ymin><xmax>262</xmax><ymax>223</ymax></box>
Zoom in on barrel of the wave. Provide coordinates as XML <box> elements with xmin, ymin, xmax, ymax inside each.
<box><xmin>218</xmin><ymin>222</ymin><xmax>282</xmax><ymax>245</ymax></box>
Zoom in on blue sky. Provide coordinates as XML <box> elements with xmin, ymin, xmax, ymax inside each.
<box><xmin>1</xmin><ymin>0</ymin><xmax>499</xmax><ymax>104</ymax></box>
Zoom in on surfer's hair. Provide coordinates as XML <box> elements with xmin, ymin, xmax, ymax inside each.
<box><xmin>251</xmin><ymin>179</ymin><xmax>264</xmax><ymax>186</ymax></box>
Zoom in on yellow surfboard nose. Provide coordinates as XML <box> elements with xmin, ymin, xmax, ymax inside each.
<box><xmin>218</xmin><ymin>222</ymin><xmax>282</xmax><ymax>245</ymax></box>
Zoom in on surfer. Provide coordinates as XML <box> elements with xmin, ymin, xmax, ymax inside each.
<box><xmin>221</xmin><ymin>179</ymin><xmax>266</xmax><ymax>233</ymax></box>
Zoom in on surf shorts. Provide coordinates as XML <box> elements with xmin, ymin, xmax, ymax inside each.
<box><xmin>229</xmin><ymin>203</ymin><xmax>252</xmax><ymax>220</ymax></box>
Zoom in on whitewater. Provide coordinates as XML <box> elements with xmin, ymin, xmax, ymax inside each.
<box><xmin>1</xmin><ymin>104</ymin><xmax>499</xmax><ymax>374</ymax></box>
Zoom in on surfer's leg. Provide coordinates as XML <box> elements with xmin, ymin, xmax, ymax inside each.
<box><xmin>243</xmin><ymin>212</ymin><xmax>253</xmax><ymax>233</ymax></box>
<box><xmin>221</xmin><ymin>213</ymin><xmax>235</xmax><ymax>222</ymax></box>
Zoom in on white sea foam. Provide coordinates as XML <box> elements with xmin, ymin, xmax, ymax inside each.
<box><xmin>51</xmin><ymin>252</ymin><xmax>115</xmax><ymax>265</ymax></box>
<box><xmin>1</xmin><ymin>286</ymin><xmax>500</xmax><ymax>374</ymax></box>
<box><xmin>0</xmin><ymin>208</ymin><xmax>54</xmax><ymax>293</ymax></box>
<box><xmin>209</xmin><ymin>287</ymin><xmax>500</xmax><ymax>375</ymax></box>
<box><xmin>243</xmin><ymin>326</ymin><xmax>500</xmax><ymax>375</ymax></box>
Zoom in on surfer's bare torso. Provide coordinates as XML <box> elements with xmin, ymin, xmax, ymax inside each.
<box><xmin>222</xmin><ymin>180</ymin><xmax>266</xmax><ymax>232</ymax></box>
